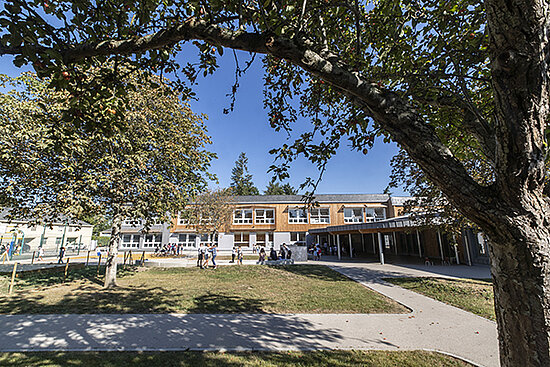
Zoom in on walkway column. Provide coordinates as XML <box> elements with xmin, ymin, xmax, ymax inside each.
<box><xmin>416</xmin><ymin>230</ymin><xmax>422</xmax><ymax>258</ymax></box>
<box><xmin>337</xmin><ymin>235</ymin><xmax>341</xmax><ymax>260</ymax></box>
<box><xmin>348</xmin><ymin>233</ymin><xmax>353</xmax><ymax>258</ymax></box>
<box><xmin>463</xmin><ymin>231</ymin><xmax>472</xmax><ymax>266</ymax></box>
<box><xmin>392</xmin><ymin>232</ymin><xmax>398</xmax><ymax>254</ymax></box>
<box><xmin>372</xmin><ymin>233</ymin><xmax>376</xmax><ymax>253</ymax></box>
<box><xmin>377</xmin><ymin>232</ymin><xmax>385</xmax><ymax>265</ymax></box>
<box><xmin>361</xmin><ymin>233</ymin><xmax>365</xmax><ymax>252</ymax></box>
<box><xmin>437</xmin><ymin>230</ymin><xmax>444</xmax><ymax>261</ymax></box>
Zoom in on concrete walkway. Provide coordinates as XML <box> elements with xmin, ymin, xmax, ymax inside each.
<box><xmin>0</xmin><ymin>261</ymin><xmax>499</xmax><ymax>366</ymax></box>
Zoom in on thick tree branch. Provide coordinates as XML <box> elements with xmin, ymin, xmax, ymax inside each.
<box><xmin>4</xmin><ymin>18</ymin><xmax>497</xmax><ymax>220</ymax></box>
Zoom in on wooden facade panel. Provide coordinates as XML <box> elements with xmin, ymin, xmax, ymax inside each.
<box><xmin>170</xmin><ymin>202</ymin><xmax>388</xmax><ymax>233</ymax></box>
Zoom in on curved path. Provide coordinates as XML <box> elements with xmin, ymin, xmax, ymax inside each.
<box><xmin>0</xmin><ymin>261</ymin><xmax>499</xmax><ymax>366</ymax></box>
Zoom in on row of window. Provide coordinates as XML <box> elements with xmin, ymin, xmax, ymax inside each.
<box><xmin>120</xmin><ymin>231</ymin><xmax>308</xmax><ymax>248</ymax></box>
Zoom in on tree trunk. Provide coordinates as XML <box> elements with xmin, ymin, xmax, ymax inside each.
<box><xmin>478</xmin><ymin>196</ymin><xmax>550</xmax><ymax>366</ymax></box>
<box><xmin>104</xmin><ymin>215</ymin><xmax>122</xmax><ymax>289</ymax></box>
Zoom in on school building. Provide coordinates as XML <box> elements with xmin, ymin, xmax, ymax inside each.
<box><xmin>0</xmin><ymin>209</ymin><xmax>94</xmax><ymax>256</ymax></box>
<box><xmin>119</xmin><ymin>194</ymin><xmax>489</xmax><ymax>265</ymax></box>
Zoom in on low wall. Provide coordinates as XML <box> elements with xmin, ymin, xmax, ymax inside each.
<box><xmin>288</xmin><ymin>245</ymin><xmax>308</xmax><ymax>262</ymax></box>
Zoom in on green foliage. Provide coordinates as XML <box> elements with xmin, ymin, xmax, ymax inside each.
<box><xmin>264</xmin><ymin>181</ymin><xmax>298</xmax><ymax>195</ymax></box>
<box><xmin>230</xmin><ymin>152</ymin><xmax>259</xmax><ymax>196</ymax></box>
<box><xmin>0</xmin><ymin>71</ymin><xmax>215</xmax><ymax>225</ymax></box>
<box><xmin>184</xmin><ymin>188</ymin><xmax>235</xmax><ymax>237</ymax></box>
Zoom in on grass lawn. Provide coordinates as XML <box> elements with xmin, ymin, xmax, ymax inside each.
<box><xmin>385</xmin><ymin>277</ymin><xmax>494</xmax><ymax>320</ymax></box>
<box><xmin>0</xmin><ymin>351</ymin><xmax>471</xmax><ymax>366</ymax></box>
<box><xmin>0</xmin><ymin>265</ymin><xmax>407</xmax><ymax>314</ymax></box>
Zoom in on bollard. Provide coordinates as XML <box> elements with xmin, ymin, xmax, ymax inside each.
<box><xmin>31</xmin><ymin>251</ymin><xmax>35</xmax><ymax>265</ymax></box>
<box><xmin>8</xmin><ymin>262</ymin><xmax>17</xmax><ymax>294</ymax></box>
<box><xmin>86</xmin><ymin>250</ymin><xmax>90</xmax><ymax>266</ymax></box>
<box><xmin>63</xmin><ymin>258</ymin><xmax>70</xmax><ymax>282</ymax></box>
<box><xmin>96</xmin><ymin>254</ymin><xmax>102</xmax><ymax>277</ymax></box>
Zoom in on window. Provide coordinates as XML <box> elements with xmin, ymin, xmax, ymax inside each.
<box><xmin>290</xmin><ymin>232</ymin><xmax>306</xmax><ymax>243</ymax></box>
<box><xmin>234</xmin><ymin>232</ymin><xmax>250</xmax><ymax>246</ymax></box>
<box><xmin>310</xmin><ymin>208</ymin><xmax>330</xmax><ymax>224</ymax></box>
<box><xmin>199</xmin><ymin>233</ymin><xmax>218</xmax><ymax>245</ymax></box>
<box><xmin>477</xmin><ymin>233</ymin><xmax>487</xmax><ymax>255</ymax></box>
<box><xmin>255</xmin><ymin>209</ymin><xmax>275</xmax><ymax>224</ymax></box>
<box><xmin>365</xmin><ymin>207</ymin><xmax>386</xmax><ymax>222</ymax></box>
<box><xmin>288</xmin><ymin>208</ymin><xmax>307</xmax><ymax>223</ymax></box>
<box><xmin>233</xmin><ymin>209</ymin><xmax>253</xmax><ymax>224</ymax></box>
<box><xmin>344</xmin><ymin>208</ymin><xmax>364</xmax><ymax>223</ymax></box>
<box><xmin>122</xmin><ymin>234</ymin><xmax>141</xmax><ymax>248</ymax></box>
<box><xmin>256</xmin><ymin>232</ymin><xmax>273</xmax><ymax>247</ymax></box>
<box><xmin>143</xmin><ymin>234</ymin><xmax>161</xmax><ymax>248</ymax></box>
<box><xmin>176</xmin><ymin>234</ymin><xmax>197</xmax><ymax>247</ymax></box>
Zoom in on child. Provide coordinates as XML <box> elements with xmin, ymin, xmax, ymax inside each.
<box><xmin>237</xmin><ymin>246</ymin><xmax>243</xmax><ymax>265</ymax></box>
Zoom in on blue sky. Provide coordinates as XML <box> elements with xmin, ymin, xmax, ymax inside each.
<box><xmin>0</xmin><ymin>52</ymin><xmax>406</xmax><ymax>196</ymax></box>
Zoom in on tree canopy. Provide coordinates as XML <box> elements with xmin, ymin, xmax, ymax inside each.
<box><xmin>264</xmin><ymin>182</ymin><xmax>298</xmax><ymax>195</ymax></box>
<box><xmin>1</xmin><ymin>1</ymin><xmax>549</xmax><ymax>365</ymax></box>
<box><xmin>230</xmin><ymin>152</ymin><xmax>259</xmax><ymax>195</ymax></box>
<box><xmin>0</xmin><ymin>71</ymin><xmax>215</xmax><ymax>286</ymax></box>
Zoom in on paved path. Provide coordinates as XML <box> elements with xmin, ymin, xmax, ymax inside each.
<box><xmin>0</xmin><ymin>261</ymin><xmax>498</xmax><ymax>366</ymax></box>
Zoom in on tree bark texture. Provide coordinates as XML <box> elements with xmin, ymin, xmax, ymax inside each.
<box><xmin>104</xmin><ymin>215</ymin><xmax>121</xmax><ymax>289</ymax></box>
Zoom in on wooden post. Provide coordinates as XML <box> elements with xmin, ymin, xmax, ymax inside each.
<box><xmin>123</xmin><ymin>251</ymin><xmax>127</xmax><ymax>266</ymax></box>
<box><xmin>86</xmin><ymin>250</ymin><xmax>90</xmax><ymax>266</ymax></box>
<box><xmin>31</xmin><ymin>251</ymin><xmax>35</xmax><ymax>265</ymax></box>
<box><xmin>63</xmin><ymin>258</ymin><xmax>70</xmax><ymax>282</ymax></box>
<box><xmin>129</xmin><ymin>250</ymin><xmax>133</xmax><ymax>265</ymax></box>
<box><xmin>437</xmin><ymin>230</ymin><xmax>444</xmax><ymax>261</ymax></box>
<box><xmin>336</xmin><ymin>235</ymin><xmax>341</xmax><ymax>260</ymax></box>
<box><xmin>8</xmin><ymin>262</ymin><xmax>17</xmax><ymax>294</ymax></box>
<box><xmin>140</xmin><ymin>251</ymin><xmax>145</xmax><ymax>266</ymax></box>
<box><xmin>1</xmin><ymin>251</ymin><xmax>7</xmax><ymax>264</ymax></box>
<box><xmin>416</xmin><ymin>230</ymin><xmax>422</xmax><ymax>258</ymax></box>
<box><xmin>96</xmin><ymin>253</ymin><xmax>102</xmax><ymax>276</ymax></box>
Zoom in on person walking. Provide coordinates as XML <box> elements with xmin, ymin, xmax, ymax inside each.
<box><xmin>230</xmin><ymin>246</ymin><xmax>236</xmax><ymax>263</ymax></box>
<box><xmin>37</xmin><ymin>246</ymin><xmax>44</xmax><ymax>261</ymax></box>
<box><xmin>210</xmin><ymin>244</ymin><xmax>217</xmax><ymax>269</ymax></box>
<box><xmin>57</xmin><ymin>246</ymin><xmax>65</xmax><ymax>264</ymax></box>
<box><xmin>197</xmin><ymin>245</ymin><xmax>204</xmax><ymax>268</ymax></box>
<box><xmin>237</xmin><ymin>246</ymin><xmax>243</xmax><ymax>265</ymax></box>
<box><xmin>203</xmin><ymin>244</ymin><xmax>210</xmax><ymax>268</ymax></box>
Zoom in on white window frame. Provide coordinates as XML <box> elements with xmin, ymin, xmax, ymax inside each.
<box><xmin>122</xmin><ymin>234</ymin><xmax>141</xmax><ymax>248</ymax></box>
<box><xmin>365</xmin><ymin>207</ymin><xmax>386</xmax><ymax>222</ymax></box>
<box><xmin>290</xmin><ymin>232</ymin><xmax>307</xmax><ymax>243</ymax></box>
<box><xmin>255</xmin><ymin>232</ymin><xmax>273</xmax><ymax>247</ymax></box>
<box><xmin>344</xmin><ymin>208</ymin><xmax>364</xmax><ymax>223</ymax></box>
<box><xmin>288</xmin><ymin>208</ymin><xmax>308</xmax><ymax>224</ymax></box>
<box><xmin>255</xmin><ymin>209</ymin><xmax>275</xmax><ymax>224</ymax></box>
<box><xmin>176</xmin><ymin>233</ymin><xmax>197</xmax><ymax>247</ymax></box>
<box><xmin>233</xmin><ymin>209</ymin><xmax>253</xmax><ymax>224</ymax></box>
<box><xmin>310</xmin><ymin>208</ymin><xmax>330</xmax><ymax>224</ymax></box>
<box><xmin>233</xmin><ymin>232</ymin><xmax>250</xmax><ymax>246</ymax></box>
<box><xmin>143</xmin><ymin>233</ymin><xmax>161</xmax><ymax>248</ymax></box>
<box><xmin>199</xmin><ymin>233</ymin><xmax>218</xmax><ymax>245</ymax></box>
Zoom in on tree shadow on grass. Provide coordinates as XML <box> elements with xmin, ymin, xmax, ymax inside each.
<box><xmin>188</xmin><ymin>292</ymin><xmax>274</xmax><ymax>314</ymax></box>
<box><xmin>271</xmin><ymin>265</ymin><xmax>352</xmax><ymax>282</ymax></box>
<box><xmin>0</xmin><ymin>350</ymin><xmax>468</xmax><ymax>367</ymax></box>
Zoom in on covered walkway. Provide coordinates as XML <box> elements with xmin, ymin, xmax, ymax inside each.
<box><xmin>309</xmin><ymin>216</ymin><xmax>487</xmax><ymax>266</ymax></box>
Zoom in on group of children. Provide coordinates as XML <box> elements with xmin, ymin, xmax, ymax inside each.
<box><xmin>197</xmin><ymin>244</ymin><xmax>218</xmax><ymax>269</ymax></box>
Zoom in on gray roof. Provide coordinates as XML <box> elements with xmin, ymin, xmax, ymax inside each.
<box><xmin>309</xmin><ymin>215</ymin><xmax>419</xmax><ymax>233</ymax></box>
<box><xmin>390</xmin><ymin>196</ymin><xmax>416</xmax><ymax>206</ymax></box>
<box><xmin>233</xmin><ymin>194</ymin><xmax>390</xmax><ymax>205</ymax></box>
